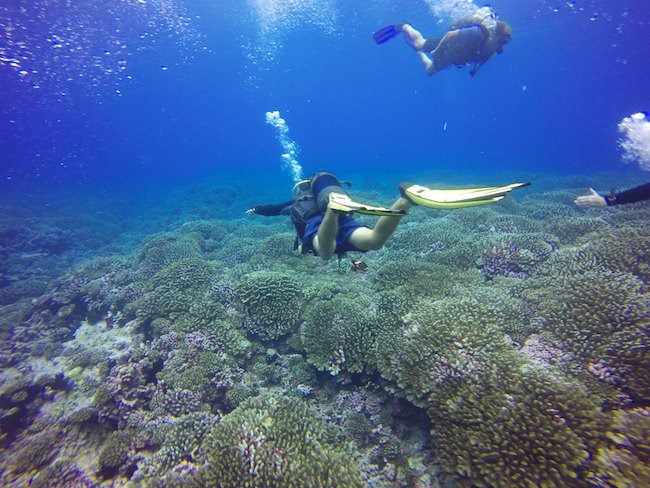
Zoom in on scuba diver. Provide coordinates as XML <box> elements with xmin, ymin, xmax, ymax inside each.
<box><xmin>574</xmin><ymin>183</ymin><xmax>650</xmax><ymax>208</ymax></box>
<box><xmin>373</xmin><ymin>10</ymin><xmax>512</xmax><ymax>76</ymax></box>
<box><xmin>246</xmin><ymin>171</ymin><xmax>529</xmax><ymax>260</ymax></box>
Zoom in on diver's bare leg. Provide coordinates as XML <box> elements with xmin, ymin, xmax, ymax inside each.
<box><xmin>348</xmin><ymin>197</ymin><xmax>412</xmax><ymax>251</ymax></box>
<box><xmin>418</xmin><ymin>52</ymin><xmax>437</xmax><ymax>75</ymax></box>
<box><xmin>313</xmin><ymin>208</ymin><xmax>339</xmax><ymax>260</ymax></box>
<box><xmin>399</xmin><ymin>24</ymin><xmax>426</xmax><ymax>51</ymax></box>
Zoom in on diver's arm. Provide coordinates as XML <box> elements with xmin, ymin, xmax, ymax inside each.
<box><xmin>574</xmin><ymin>184</ymin><xmax>650</xmax><ymax>207</ymax></box>
<box><xmin>605</xmin><ymin>183</ymin><xmax>650</xmax><ymax>206</ymax></box>
<box><xmin>247</xmin><ymin>201</ymin><xmax>293</xmax><ymax>216</ymax></box>
<box><xmin>574</xmin><ymin>189</ymin><xmax>607</xmax><ymax>207</ymax></box>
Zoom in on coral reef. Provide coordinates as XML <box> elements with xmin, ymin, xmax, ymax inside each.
<box><xmin>235</xmin><ymin>271</ymin><xmax>304</xmax><ymax>340</ymax></box>
<box><xmin>520</xmin><ymin>270</ymin><xmax>647</xmax><ymax>360</ymax></box>
<box><xmin>198</xmin><ymin>394</ymin><xmax>365</xmax><ymax>487</ymax></box>
<box><xmin>2</xmin><ymin>176</ymin><xmax>647</xmax><ymax>487</ymax></box>
<box><xmin>373</xmin><ymin>294</ymin><xmax>524</xmax><ymax>405</ymax></box>
<box><xmin>301</xmin><ymin>295</ymin><xmax>375</xmax><ymax>375</ymax></box>
<box><xmin>593</xmin><ymin>408</ymin><xmax>650</xmax><ymax>486</ymax></box>
<box><xmin>428</xmin><ymin>367</ymin><xmax>609</xmax><ymax>487</ymax></box>
<box><xmin>137</xmin><ymin>257</ymin><xmax>216</xmax><ymax>320</ymax></box>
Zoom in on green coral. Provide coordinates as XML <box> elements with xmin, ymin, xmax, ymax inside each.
<box><xmin>521</xmin><ymin>270</ymin><xmax>647</xmax><ymax>359</ymax></box>
<box><xmin>535</xmin><ymin>245</ymin><xmax>602</xmax><ymax>278</ymax></box>
<box><xmin>255</xmin><ymin>232</ymin><xmax>297</xmax><ymax>258</ymax></box>
<box><xmin>599</xmin><ymin>320</ymin><xmax>650</xmax><ymax>404</ymax></box>
<box><xmin>157</xmin><ymin>349</ymin><xmax>241</xmax><ymax>405</ymax></box>
<box><xmin>177</xmin><ymin>220</ymin><xmax>230</xmax><ymax>256</ymax></box>
<box><xmin>137</xmin><ymin>234</ymin><xmax>202</xmax><ymax>274</ymax></box>
<box><xmin>593</xmin><ymin>408</ymin><xmax>650</xmax><ymax>487</ymax></box>
<box><xmin>344</xmin><ymin>412</ymin><xmax>374</xmax><ymax>447</ymax></box>
<box><xmin>199</xmin><ymin>394</ymin><xmax>364</xmax><ymax>487</ymax></box>
<box><xmin>301</xmin><ymin>296</ymin><xmax>374</xmax><ymax>375</ymax></box>
<box><xmin>236</xmin><ymin>272</ymin><xmax>303</xmax><ymax>340</ymax></box>
<box><xmin>546</xmin><ymin>215</ymin><xmax>609</xmax><ymax>244</ymax></box>
<box><xmin>155</xmin><ymin>412</ymin><xmax>220</xmax><ymax>469</ymax></box>
<box><xmin>137</xmin><ymin>257</ymin><xmax>215</xmax><ymax>320</ymax></box>
<box><xmin>490</xmin><ymin>214</ymin><xmax>545</xmax><ymax>234</ymax></box>
<box><xmin>525</xmin><ymin>197</ymin><xmax>576</xmax><ymax>221</ymax></box>
<box><xmin>7</xmin><ymin>431</ymin><xmax>59</xmax><ymax>476</ymax></box>
<box><xmin>174</xmin><ymin>296</ymin><xmax>252</xmax><ymax>357</ymax></box>
<box><xmin>98</xmin><ymin>430</ymin><xmax>131</xmax><ymax>475</ymax></box>
<box><xmin>388</xmin><ymin>219</ymin><xmax>464</xmax><ymax>255</ymax></box>
<box><xmin>429</xmin><ymin>368</ymin><xmax>609</xmax><ymax>488</ymax></box>
<box><xmin>584</xmin><ymin>227</ymin><xmax>650</xmax><ymax>281</ymax></box>
<box><xmin>373</xmin><ymin>294</ymin><xmax>523</xmax><ymax>405</ymax></box>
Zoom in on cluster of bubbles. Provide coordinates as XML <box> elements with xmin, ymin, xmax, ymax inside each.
<box><xmin>618</xmin><ymin>112</ymin><xmax>650</xmax><ymax>172</ymax></box>
<box><xmin>424</xmin><ymin>0</ymin><xmax>494</xmax><ymax>26</ymax></box>
<box><xmin>245</xmin><ymin>0</ymin><xmax>338</xmax><ymax>64</ymax></box>
<box><xmin>265</xmin><ymin>110</ymin><xmax>303</xmax><ymax>183</ymax></box>
<box><xmin>0</xmin><ymin>0</ymin><xmax>201</xmax><ymax>96</ymax></box>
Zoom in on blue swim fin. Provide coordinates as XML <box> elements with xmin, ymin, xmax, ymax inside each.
<box><xmin>373</xmin><ymin>25</ymin><xmax>399</xmax><ymax>44</ymax></box>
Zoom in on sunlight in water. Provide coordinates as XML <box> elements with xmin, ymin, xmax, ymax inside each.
<box><xmin>245</xmin><ymin>0</ymin><xmax>338</xmax><ymax>63</ymax></box>
<box><xmin>423</xmin><ymin>0</ymin><xmax>491</xmax><ymax>24</ymax></box>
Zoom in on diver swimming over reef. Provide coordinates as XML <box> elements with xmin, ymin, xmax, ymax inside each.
<box><xmin>246</xmin><ymin>170</ymin><xmax>529</xmax><ymax>260</ymax></box>
<box><xmin>374</xmin><ymin>9</ymin><xmax>512</xmax><ymax>76</ymax></box>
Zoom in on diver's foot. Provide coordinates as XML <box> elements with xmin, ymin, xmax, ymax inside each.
<box><xmin>327</xmin><ymin>193</ymin><xmax>357</xmax><ymax>215</ymax></box>
<box><xmin>399</xmin><ymin>24</ymin><xmax>425</xmax><ymax>51</ymax></box>
<box><xmin>399</xmin><ymin>182</ymin><xmax>418</xmax><ymax>205</ymax></box>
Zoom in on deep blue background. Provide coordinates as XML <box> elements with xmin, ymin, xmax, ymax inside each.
<box><xmin>1</xmin><ymin>0</ymin><xmax>649</xmax><ymax>195</ymax></box>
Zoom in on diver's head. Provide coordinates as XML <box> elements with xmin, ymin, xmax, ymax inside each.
<box><xmin>495</xmin><ymin>21</ymin><xmax>512</xmax><ymax>53</ymax></box>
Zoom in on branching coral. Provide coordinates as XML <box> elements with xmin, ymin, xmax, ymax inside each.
<box><xmin>199</xmin><ymin>394</ymin><xmax>365</xmax><ymax>487</ymax></box>
<box><xmin>428</xmin><ymin>367</ymin><xmax>609</xmax><ymax>488</ymax></box>
<box><xmin>137</xmin><ymin>257</ymin><xmax>215</xmax><ymax>321</ymax></box>
<box><xmin>584</xmin><ymin>227</ymin><xmax>650</xmax><ymax>282</ymax></box>
<box><xmin>521</xmin><ymin>270</ymin><xmax>647</xmax><ymax>360</ymax></box>
<box><xmin>596</xmin><ymin>320</ymin><xmax>650</xmax><ymax>404</ymax></box>
<box><xmin>301</xmin><ymin>295</ymin><xmax>375</xmax><ymax>375</ymax></box>
<box><xmin>373</xmin><ymin>295</ymin><xmax>523</xmax><ymax>405</ymax></box>
<box><xmin>593</xmin><ymin>408</ymin><xmax>650</xmax><ymax>486</ymax></box>
<box><xmin>136</xmin><ymin>234</ymin><xmax>202</xmax><ymax>276</ymax></box>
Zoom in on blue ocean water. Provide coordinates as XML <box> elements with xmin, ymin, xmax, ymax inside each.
<box><xmin>1</xmin><ymin>1</ymin><xmax>649</xmax><ymax>486</ymax></box>
<box><xmin>2</xmin><ymin>0</ymin><xmax>649</xmax><ymax>191</ymax></box>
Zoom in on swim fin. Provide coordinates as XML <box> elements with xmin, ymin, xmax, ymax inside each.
<box><xmin>400</xmin><ymin>182</ymin><xmax>530</xmax><ymax>209</ymax></box>
<box><xmin>328</xmin><ymin>193</ymin><xmax>406</xmax><ymax>216</ymax></box>
<box><xmin>373</xmin><ymin>25</ymin><xmax>400</xmax><ymax>44</ymax></box>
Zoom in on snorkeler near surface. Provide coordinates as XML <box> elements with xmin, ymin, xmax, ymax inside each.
<box><xmin>574</xmin><ymin>183</ymin><xmax>650</xmax><ymax>207</ymax></box>
<box><xmin>373</xmin><ymin>10</ymin><xmax>512</xmax><ymax>76</ymax></box>
<box><xmin>247</xmin><ymin>171</ymin><xmax>529</xmax><ymax>260</ymax></box>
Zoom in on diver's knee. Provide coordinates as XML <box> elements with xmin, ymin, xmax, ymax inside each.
<box><xmin>363</xmin><ymin>240</ymin><xmax>385</xmax><ymax>251</ymax></box>
<box><xmin>319</xmin><ymin>251</ymin><xmax>334</xmax><ymax>261</ymax></box>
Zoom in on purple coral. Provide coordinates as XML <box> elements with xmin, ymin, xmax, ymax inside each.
<box><xmin>481</xmin><ymin>242</ymin><xmax>528</xmax><ymax>279</ymax></box>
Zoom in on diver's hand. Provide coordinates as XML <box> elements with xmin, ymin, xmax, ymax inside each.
<box><xmin>245</xmin><ymin>208</ymin><xmax>256</xmax><ymax>217</ymax></box>
<box><xmin>574</xmin><ymin>188</ymin><xmax>607</xmax><ymax>208</ymax></box>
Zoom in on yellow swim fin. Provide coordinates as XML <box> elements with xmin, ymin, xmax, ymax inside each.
<box><xmin>328</xmin><ymin>193</ymin><xmax>406</xmax><ymax>216</ymax></box>
<box><xmin>400</xmin><ymin>182</ymin><xmax>530</xmax><ymax>209</ymax></box>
